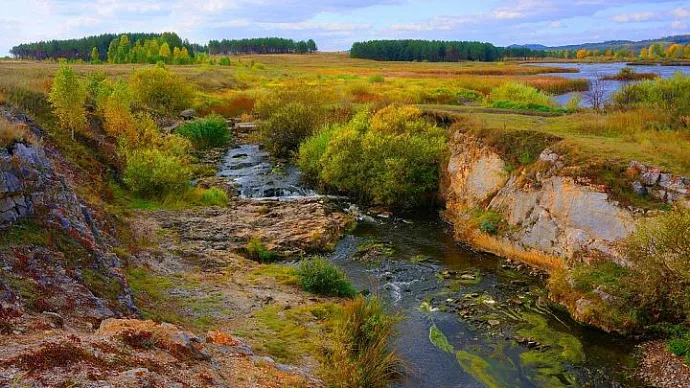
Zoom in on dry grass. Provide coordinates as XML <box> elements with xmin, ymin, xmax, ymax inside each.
<box><xmin>0</xmin><ymin>117</ymin><xmax>35</xmax><ymax>148</ymax></box>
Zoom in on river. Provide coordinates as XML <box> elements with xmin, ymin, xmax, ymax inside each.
<box><xmin>527</xmin><ymin>62</ymin><xmax>690</xmax><ymax>107</ymax></box>
<box><xmin>218</xmin><ymin>142</ymin><xmax>638</xmax><ymax>387</ymax></box>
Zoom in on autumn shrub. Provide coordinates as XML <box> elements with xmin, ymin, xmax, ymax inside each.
<box><xmin>299</xmin><ymin>106</ymin><xmax>446</xmax><ymax>207</ymax></box>
<box><xmin>295</xmin><ymin>257</ymin><xmax>357</xmax><ymax>297</ymax></box>
<box><xmin>177</xmin><ymin>114</ymin><xmax>230</xmax><ymax>150</ymax></box>
<box><xmin>322</xmin><ymin>295</ymin><xmax>404</xmax><ymax>387</ymax></box>
<box><xmin>613</xmin><ymin>73</ymin><xmax>690</xmax><ymax>127</ymax></box>
<box><xmin>624</xmin><ymin>206</ymin><xmax>690</xmax><ymax>325</ymax></box>
<box><xmin>206</xmin><ymin>94</ymin><xmax>255</xmax><ymax>117</ymax></box>
<box><xmin>122</xmin><ymin>147</ymin><xmax>192</xmax><ymax>198</ymax></box>
<box><xmin>485</xmin><ymin>82</ymin><xmax>553</xmax><ymax>110</ymax></box>
<box><xmin>101</xmin><ymin>80</ymin><xmax>138</xmax><ymax>140</ymax></box>
<box><xmin>48</xmin><ymin>65</ymin><xmax>87</xmax><ymax>139</ymax></box>
<box><xmin>129</xmin><ymin>64</ymin><xmax>194</xmax><ymax>116</ymax></box>
<box><xmin>259</xmin><ymin>101</ymin><xmax>321</xmax><ymax>157</ymax></box>
<box><xmin>255</xmin><ymin>86</ymin><xmax>325</xmax><ymax>158</ymax></box>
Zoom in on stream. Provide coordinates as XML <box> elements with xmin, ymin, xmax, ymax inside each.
<box><xmin>218</xmin><ymin>142</ymin><xmax>637</xmax><ymax>387</ymax></box>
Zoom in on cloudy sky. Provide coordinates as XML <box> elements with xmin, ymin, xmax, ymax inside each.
<box><xmin>1</xmin><ymin>0</ymin><xmax>688</xmax><ymax>55</ymax></box>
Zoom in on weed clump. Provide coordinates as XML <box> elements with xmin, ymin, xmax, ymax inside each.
<box><xmin>322</xmin><ymin>295</ymin><xmax>405</xmax><ymax>387</ymax></box>
<box><xmin>295</xmin><ymin>257</ymin><xmax>357</xmax><ymax>297</ymax></box>
<box><xmin>245</xmin><ymin>236</ymin><xmax>279</xmax><ymax>262</ymax></box>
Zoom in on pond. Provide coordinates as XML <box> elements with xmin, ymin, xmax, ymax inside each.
<box><xmin>528</xmin><ymin>62</ymin><xmax>690</xmax><ymax>107</ymax></box>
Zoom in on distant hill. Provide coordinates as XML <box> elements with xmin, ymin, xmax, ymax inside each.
<box><xmin>513</xmin><ymin>35</ymin><xmax>690</xmax><ymax>53</ymax></box>
<box><xmin>507</xmin><ymin>44</ymin><xmax>549</xmax><ymax>51</ymax></box>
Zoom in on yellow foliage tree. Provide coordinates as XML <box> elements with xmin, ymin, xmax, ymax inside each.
<box><xmin>640</xmin><ymin>48</ymin><xmax>649</xmax><ymax>59</ymax></box>
<box><xmin>159</xmin><ymin>42</ymin><xmax>171</xmax><ymax>62</ymax></box>
<box><xmin>48</xmin><ymin>66</ymin><xmax>87</xmax><ymax>140</ymax></box>
<box><xmin>102</xmin><ymin>80</ymin><xmax>137</xmax><ymax>141</ymax></box>
<box><xmin>576</xmin><ymin>49</ymin><xmax>588</xmax><ymax>59</ymax></box>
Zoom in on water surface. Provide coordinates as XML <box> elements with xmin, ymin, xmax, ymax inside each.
<box><xmin>528</xmin><ymin>62</ymin><xmax>690</xmax><ymax>107</ymax></box>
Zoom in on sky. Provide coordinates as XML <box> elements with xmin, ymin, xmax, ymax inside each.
<box><xmin>1</xmin><ymin>0</ymin><xmax>689</xmax><ymax>55</ymax></box>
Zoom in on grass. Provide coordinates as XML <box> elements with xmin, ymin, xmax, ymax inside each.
<box><xmin>245</xmin><ymin>236</ymin><xmax>279</xmax><ymax>262</ymax></box>
<box><xmin>429</xmin><ymin>325</ymin><xmax>454</xmax><ymax>353</ymax></box>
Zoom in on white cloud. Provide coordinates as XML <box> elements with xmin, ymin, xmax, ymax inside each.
<box><xmin>611</xmin><ymin>11</ymin><xmax>658</xmax><ymax>23</ymax></box>
<box><xmin>671</xmin><ymin>8</ymin><xmax>690</xmax><ymax>19</ymax></box>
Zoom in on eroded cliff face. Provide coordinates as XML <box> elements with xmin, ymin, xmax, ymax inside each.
<box><xmin>442</xmin><ymin>130</ymin><xmax>687</xmax><ymax>268</ymax></box>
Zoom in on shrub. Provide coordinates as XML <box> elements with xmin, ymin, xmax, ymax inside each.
<box><xmin>303</xmin><ymin>106</ymin><xmax>447</xmax><ymax>207</ymax></box>
<box><xmin>129</xmin><ymin>64</ymin><xmax>194</xmax><ymax>116</ymax></box>
<box><xmin>368</xmin><ymin>74</ymin><xmax>385</xmax><ymax>83</ymax></box>
<box><xmin>245</xmin><ymin>236</ymin><xmax>279</xmax><ymax>262</ymax></box>
<box><xmin>613</xmin><ymin>73</ymin><xmax>690</xmax><ymax>127</ymax></box>
<box><xmin>259</xmin><ymin>101</ymin><xmax>320</xmax><ymax>157</ymax></box>
<box><xmin>296</xmin><ymin>124</ymin><xmax>337</xmax><ymax>183</ymax></box>
<box><xmin>205</xmin><ymin>94</ymin><xmax>255</xmax><ymax>118</ymax></box>
<box><xmin>219</xmin><ymin>57</ymin><xmax>231</xmax><ymax>66</ymax></box>
<box><xmin>455</xmin><ymin>88</ymin><xmax>482</xmax><ymax>104</ymax></box>
<box><xmin>295</xmin><ymin>257</ymin><xmax>356</xmax><ymax>297</ymax></box>
<box><xmin>624</xmin><ymin>206</ymin><xmax>690</xmax><ymax>324</ymax></box>
<box><xmin>177</xmin><ymin>114</ymin><xmax>230</xmax><ymax>150</ymax></box>
<box><xmin>322</xmin><ymin>295</ymin><xmax>404</xmax><ymax>387</ymax></box>
<box><xmin>48</xmin><ymin>65</ymin><xmax>87</xmax><ymax>139</ymax></box>
<box><xmin>566</xmin><ymin>93</ymin><xmax>582</xmax><ymax>112</ymax></box>
<box><xmin>486</xmin><ymin>82</ymin><xmax>553</xmax><ymax>108</ymax></box>
<box><xmin>668</xmin><ymin>334</ymin><xmax>690</xmax><ymax>361</ymax></box>
<box><xmin>122</xmin><ymin>147</ymin><xmax>192</xmax><ymax>198</ymax></box>
<box><xmin>101</xmin><ymin>80</ymin><xmax>138</xmax><ymax>140</ymax></box>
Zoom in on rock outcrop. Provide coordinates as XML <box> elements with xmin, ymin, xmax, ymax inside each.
<box><xmin>442</xmin><ymin>131</ymin><xmax>687</xmax><ymax>266</ymax></box>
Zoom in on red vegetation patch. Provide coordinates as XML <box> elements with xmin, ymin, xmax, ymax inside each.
<box><xmin>6</xmin><ymin>337</ymin><xmax>95</xmax><ymax>373</ymax></box>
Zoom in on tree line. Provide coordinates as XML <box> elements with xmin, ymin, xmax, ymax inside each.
<box><xmin>208</xmin><ymin>38</ymin><xmax>317</xmax><ymax>55</ymax></box>
<box><xmin>350</xmin><ymin>40</ymin><xmax>503</xmax><ymax>62</ymax></box>
<box><xmin>10</xmin><ymin>32</ymin><xmax>195</xmax><ymax>62</ymax></box>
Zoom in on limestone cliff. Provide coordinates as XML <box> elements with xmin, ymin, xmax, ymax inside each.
<box><xmin>442</xmin><ymin>130</ymin><xmax>688</xmax><ymax>268</ymax></box>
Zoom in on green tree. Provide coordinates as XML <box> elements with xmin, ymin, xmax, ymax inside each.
<box><xmin>307</xmin><ymin>39</ymin><xmax>317</xmax><ymax>53</ymax></box>
<box><xmin>90</xmin><ymin>47</ymin><xmax>100</xmax><ymax>64</ymax></box>
<box><xmin>48</xmin><ymin>66</ymin><xmax>87</xmax><ymax>140</ymax></box>
<box><xmin>117</xmin><ymin>34</ymin><xmax>131</xmax><ymax>63</ymax></box>
<box><xmin>107</xmin><ymin>38</ymin><xmax>119</xmax><ymax>63</ymax></box>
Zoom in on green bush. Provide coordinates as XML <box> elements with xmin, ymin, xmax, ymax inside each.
<box><xmin>486</xmin><ymin>82</ymin><xmax>553</xmax><ymax>108</ymax></box>
<box><xmin>296</xmin><ymin>124</ymin><xmax>337</xmax><ymax>183</ymax></box>
<box><xmin>295</xmin><ymin>257</ymin><xmax>357</xmax><ymax>297</ymax></box>
<box><xmin>219</xmin><ymin>57</ymin><xmax>231</xmax><ymax>66</ymax></box>
<box><xmin>246</xmin><ymin>236</ymin><xmax>279</xmax><ymax>262</ymax></box>
<box><xmin>177</xmin><ymin>114</ymin><xmax>230</xmax><ymax>150</ymax></box>
<box><xmin>123</xmin><ymin>147</ymin><xmax>192</xmax><ymax>198</ymax></box>
<box><xmin>455</xmin><ymin>88</ymin><xmax>482</xmax><ymax>104</ymax></box>
<box><xmin>299</xmin><ymin>105</ymin><xmax>446</xmax><ymax>207</ymax></box>
<box><xmin>129</xmin><ymin>64</ymin><xmax>194</xmax><ymax>116</ymax></box>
